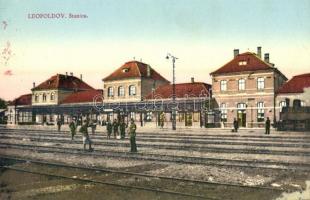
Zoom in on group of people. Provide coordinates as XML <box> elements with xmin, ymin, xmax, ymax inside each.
<box><xmin>67</xmin><ymin>118</ymin><xmax>137</xmax><ymax>153</ymax></box>
<box><xmin>232</xmin><ymin>117</ymin><xmax>271</xmax><ymax>134</ymax></box>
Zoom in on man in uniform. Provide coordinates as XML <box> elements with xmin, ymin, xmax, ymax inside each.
<box><xmin>160</xmin><ymin>112</ymin><xmax>165</xmax><ymax>128</ymax></box>
<box><xmin>106</xmin><ymin>120</ymin><xmax>112</xmax><ymax>139</ymax></box>
<box><xmin>57</xmin><ymin>117</ymin><xmax>62</xmax><ymax>132</ymax></box>
<box><xmin>79</xmin><ymin>120</ymin><xmax>94</xmax><ymax>151</ymax></box>
<box><xmin>233</xmin><ymin>118</ymin><xmax>239</xmax><ymax>132</ymax></box>
<box><xmin>120</xmin><ymin>120</ymin><xmax>127</xmax><ymax>139</ymax></box>
<box><xmin>68</xmin><ymin>119</ymin><xmax>76</xmax><ymax>140</ymax></box>
<box><xmin>112</xmin><ymin>119</ymin><xmax>119</xmax><ymax>139</ymax></box>
<box><xmin>265</xmin><ymin>117</ymin><xmax>271</xmax><ymax>135</ymax></box>
<box><xmin>128</xmin><ymin>119</ymin><xmax>137</xmax><ymax>152</ymax></box>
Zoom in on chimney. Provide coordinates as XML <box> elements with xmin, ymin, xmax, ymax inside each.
<box><xmin>65</xmin><ymin>72</ymin><xmax>68</xmax><ymax>78</ymax></box>
<box><xmin>264</xmin><ymin>53</ymin><xmax>270</xmax><ymax>63</ymax></box>
<box><xmin>257</xmin><ymin>46</ymin><xmax>262</xmax><ymax>58</ymax></box>
<box><xmin>146</xmin><ymin>65</ymin><xmax>151</xmax><ymax>77</ymax></box>
<box><xmin>70</xmin><ymin>72</ymin><xmax>73</xmax><ymax>76</ymax></box>
<box><xmin>191</xmin><ymin>77</ymin><xmax>195</xmax><ymax>83</ymax></box>
<box><xmin>233</xmin><ymin>49</ymin><xmax>239</xmax><ymax>58</ymax></box>
<box><xmin>80</xmin><ymin>74</ymin><xmax>83</xmax><ymax>80</ymax></box>
<box><xmin>33</xmin><ymin>82</ymin><xmax>35</xmax><ymax>88</ymax></box>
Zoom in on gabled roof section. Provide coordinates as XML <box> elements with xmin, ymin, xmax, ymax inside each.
<box><xmin>277</xmin><ymin>73</ymin><xmax>310</xmax><ymax>94</ymax></box>
<box><xmin>10</xmin><ymin>94</ymin><xmax>32</xmax><ymax>106</ymax></box>
<box><xmin>102</xmin><ymin>61</ymin><xmax>169</xmax><ymax>82</ymax></box>
<box><xmin>210</xmin><ymin>52</ymin><xmax>274</xmax><ymax>75</ymax></box>
<box><xmin>61</xmin><ymin>89</ymin><xmax>103</xmax><ymax>104</ymax></box>
<box><xmin>144</xmin><ymin>82</ymin><xmax>211</xmax><ymax>99</ymax></box>
<box><xmin>32</xmin><ymin>74</ymin><xmax>94</xmax><ymax>91</ymax></box>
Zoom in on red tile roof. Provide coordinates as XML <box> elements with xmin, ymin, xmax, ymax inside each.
<box><xmin>102</xmin><ymin>61</ymin><xmax>169</xmax><ymax>82</ymax></box>
<box><xmin>210</xmin><ymin>52</ymin><xmax>274</xmax><ymax>75</ymax></box>
<box><xmin>10</xmin><ymin>94</ymin><xmax>32</xmax><ymax>106</ymax></box>
<box><xmin>277</xmin><ymin>73</ymin><xmax>310</xmax><ymax>94</ymax></box>
<box><xmin>32</xmin><ymin>74</ymin><xmax>94</xmax><ymax>91</ymax></box>
<box><xmin>145</xmin><ymin>82</ymin><xmax>211</xmax><ymax>99</ymax></box>
<box><xmin>61</xmin><ymin>89</ymin><xmax>103</xmax><ymax>104</ymax></box>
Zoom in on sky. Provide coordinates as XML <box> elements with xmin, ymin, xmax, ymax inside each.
<box><xmin>0</xmin><ymin>0</ymin><xmax>309</xmax><ymax>101</ymax></box>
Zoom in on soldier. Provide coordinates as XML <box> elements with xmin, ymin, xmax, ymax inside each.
<box><xmin>79</xmin><ymin>120</ymin><xmax>94</xmax><ymax>152</ymax></box>
<box><xmin>233</xmin><ymin>118</ymin><xmax>239</xmax><ymax>132</ymax></box>
<box><xmin>106</xmin><ymin>120</ymin><xmax>112</xmax><ymax>139</ymax></box>
<box><xmin>160</xmin><ymin>112</ymin><xmax>165</xmax><ymax>128</ymax></box>
<box><xmin>57</xmin><ymin>117</ymin><xmax>62</xmax><ymax>132</ymax></box>
<box><xmin>90</xmin><ymin>119</ymin><xmax>96</xmax><ymax>134</ymax></box>
<box><xmin>128</xmin><ymin>119</ymin><xmax>137</xmax><ymax>152</ymax></box>
<box><xmin>120</xmin><ymin>120</ymin><xmax>127</xmax><ymax>139</ymax></box>
<box><xmin>112</xmin><ymin>119</ymin><xmax>119</xmax><ymax>139</ymax></box>
<box><xmin>265</xmin><ymin>117</ymin><xmax>271</xmax><ymax>135</ymax></box>
<box><xmin>68</xmin><ymin>119</ymin><xmax>76</xmax><ymax>140</ymax></box>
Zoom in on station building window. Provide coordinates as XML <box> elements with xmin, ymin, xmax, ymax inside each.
<box><xmin>257</xmin><ymin>102</ymin><xmax>264</xmax><ymax>122</ymax></box>
<box><xmin>118</xmin><ymin>86</ymin><xmax>125</xmax><ymax>96</ymax></box>
<box><xmin>50</xmin><ymin>93</ymin><xmax>55</xmax><ymax>101</ymax></box>
<box><xmin>107</xmin><ymin>87</ymin><xmax>114</xmax><ymax>97</ymax></box>
<box><xmin>257</xmin><ymin>77</ymin><xmax>265</xmax><ymax>90</ymax></box>
<box><xmin>220</xmin><ymin>80</ymin><xmax>227</xmax><ymax>91</ymax></box>
<box><xmin>220</xmin><ymin>103</ymin><xmax>227</xmax><ymax>122</ymax></box>
<box><xmin>238</xmin><ymin>79</ymin><xmax>245</xmax><ymax>91</ymax></box>
<box><xmin>129</xmin><ymin>85</ymin><xmax>136</xmax><ymax>96</ymax></box>
<box><xmin>43</xmin><ymin>93</ymin><xmax>47</xmax><ymax>102</ymax></box>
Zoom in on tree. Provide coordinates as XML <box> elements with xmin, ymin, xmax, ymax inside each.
<box><xmin>0</xmin><ymin>98</ymin><xmax>7</xmax><ymax>109</ymax></box>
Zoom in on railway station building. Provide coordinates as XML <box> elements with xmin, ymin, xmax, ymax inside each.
<box><xmin>210</xmin><ymin>47</ymin><xmax>287</xmax><ymax>128</ymax></box>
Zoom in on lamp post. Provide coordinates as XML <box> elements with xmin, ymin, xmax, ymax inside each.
<box><xmin>166</xmin><ymin>53</ymin><xmax>178</xmax><ymax>130</ymax></box>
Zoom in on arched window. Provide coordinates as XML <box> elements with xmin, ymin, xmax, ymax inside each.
<box><xmin>107</xmin><ymin>87</ymin><xmax>114</xmax><ymax>97</ymax></box>
<box><xmin>118</xmin><ymin>86</ymin><xmax>125</xmax><ymax>96</ymax></box>
<box><xmin>50</xmin><ymin>93</ymin><xmax>55</xmax><ymax>101</ymax></box>
<box><xmin>238</xmin><ymin>79</ymin><xmax>245</xmax><ymax>90</ymax></box>
<box><xmin>129</xmin><ymin>85</ymin><xmax>136</xmax><ymax>96</ymax></box>
<box><xmin>42</xmin><ymin>93</ymin><xmax>47</xmax><ymax>102</ymax></box>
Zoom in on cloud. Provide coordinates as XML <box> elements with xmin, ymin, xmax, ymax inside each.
<box><xmin>4</xmin><ymin>70</ymin><xmax>13</xmax><ymax>76</ymax></box>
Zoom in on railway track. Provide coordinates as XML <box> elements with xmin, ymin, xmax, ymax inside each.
<box><xmin>1</xmin><ymin>134</ymin><xmax>310</xmax><ymax>157</ymax></box>
<box><xmin>0</xmin><ymin>142</ymin><xmax>310</xmax><ymax>171</ymax></box>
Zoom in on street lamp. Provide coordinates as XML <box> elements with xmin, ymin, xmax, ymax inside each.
<box><xmin>166</xmin><ymin>53</ymin><xmax>178</xmax><ymax>130</ymax></box>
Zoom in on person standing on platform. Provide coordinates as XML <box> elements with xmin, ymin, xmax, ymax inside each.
<box><xmin>128</xmin><ymin>119</ymin><xmax>137</xmax><ymax>152</ymax></box>
<box><xmin>69</xmin><ymin>119</ymin><xmax>76</xmax><ymax>140</ymax></box>
<box><xmin>79</xmin><ymin>120</ymin><xmax>94</xmax><ymax>152</ymax></box>
<box><xmin>265</xmin><ymin>117</ymin><xmax>271</xmax><ymax>135</ymax></box>
<box><xmin>233</xmin><ymin>118</ymin><xmax>239</xmax><ymax>132</ymax></box>
<box><xmin>160</xmin><ymin>112</ymin><xmax>165</xmax><ymax>128</ymax></box>
<box><xmin>113</xmin><ymin>119</ymin><xmax>119</xmax><ymax>139</ymax></box>
<box><xmin>57</xmin><ymin>117</ymin><xmax>62</xmax><ymax>132</ymax></box>
<box><xmin>106</xmin><ymin>120</ymin><xmax>112</xmax><ymax>139</ymax></box>
<box><xmin>90</xmin><ymin>119</ymin><xmax>96</xmax><ymax>134</ymax></box>
<box><xmin>120</xmin><ymin>120</ymin><xmax>127</xmax><ymax>139</ymax></box>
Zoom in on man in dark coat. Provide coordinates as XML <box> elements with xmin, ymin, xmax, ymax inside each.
<box><xmin>106</xmin><ymin>120</ymin><xmax>112</xmax><ymax>139</ymax></box>
<box><xmin>112</xmin><ymin>119</ymin><xmax>119</xmax><ymax>139</ymax></box>
<box><xmin>120</xmin><ymin>120</ymin><xmax>127</xmax><ymax>139</ymax></box>
<box><xmin>69</xmin><ymin>119</ymin><xmax>76</xmax><ymax>140</ymax></box>
<box><xmin>128</xmin><ymin>119</ymin><xmax>137</xmax><ymax>152</ymax></box>
<box><xmin>265</xmin><ymin>117</ymin><xmax>271</xmax><ymax>135</ymax></box>
<box><xmin>57</xmin><ymin>117</ymin><xmax>62</xmax><ymax>132</ymax></box>
<box><xmin>233</xmin><ymin>118</ymin><xmax>239</xmax><ymax>132</ymax></box>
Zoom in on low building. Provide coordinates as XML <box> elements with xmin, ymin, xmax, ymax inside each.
<box><xmin>210</xmin><ymin>47</ymin><xmax>287</xmax><ymax>128</ymax></box>
<box><xmin>7</xmin><ymin>94</ymin><xmax>32</xmax><ymax>125</ymax></box>
<box><xmin>276</xmin><ymin>73</ymin><xmax>310</xmax><ymax>131</ymax></box>
<box><xmin>144</xmin><ymin>78</ymin><xmax>214</xmax><ymax>127</ymax></box>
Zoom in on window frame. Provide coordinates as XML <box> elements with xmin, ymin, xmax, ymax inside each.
<box><xmin>129</xmin><ymin>85</ymin><xmax>136</xmax><ymax>96</ymax></box>
<box><xmin>257</xmin><ymin>77</ymin><xmax>265</xmax><ymax>90</ymax></box>
<box><xmin>257</xmin><ymin>102</ymin><xmax>264</xmax><ymax>122</ymax></box>
<box><xmin>107</xmin><ymin>87</ymin><xmax>114</xmax><ymax>97</ymax></box>
<box><xmin>238</xmin><ymin>79</ymin><xmax>245</xmax><ymax>91</ymax></box>
<box><xmin>118</xmin><ymin>86</ymin><xmax>125</xmax><ymax>96</ymax></box>
<box><xmin>220</xmin><ymin>103</ymin><xmax>227</xmax><ymax>122</ymax></box>
<box><xmin>220</xmin><ymin>80</ymin><xmax>227</xmax><ymax>91</ymax></box>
